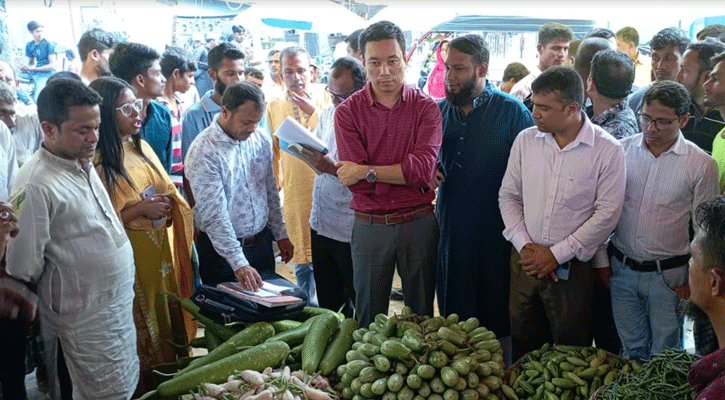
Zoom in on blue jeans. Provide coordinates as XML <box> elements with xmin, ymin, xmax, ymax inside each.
<box><xmin>610</xmin><ymin>255</ymin><xmax>687</xmax><ymax>360</ymax></box>
<box><xmin>295</xmin><ymin>263</ymin><xmax>318</xmax><ymax>307</ymax></box>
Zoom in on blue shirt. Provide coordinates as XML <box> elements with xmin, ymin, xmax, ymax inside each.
<box><xmin>25</xmin><ymin>39</ymin><xmax>55</xmax><ymax>68</ymax></box>
<box><xmin>141</xmin><ymin>101</ymin><xmax>173</xmax><ymax>172</ymax></box>
<box><xmin>181</xmin><ymin>90</ymin><xmax>221</xmax><ymax>161</ymax></box>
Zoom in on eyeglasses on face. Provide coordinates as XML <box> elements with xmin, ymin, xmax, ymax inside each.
<box><xmin>116</xmin><ymin>99</ymin><xmax>143</xmax><ymax>117</ymax></box>
<box><xmin>325</xmin><ymin>86</ymin><xmax>353</xmax><ymax>102</ymax></box>
<box><xmin>638</xmin><ymin>113</ymin><xmax>680</xmax><ymax>130</ymax></box>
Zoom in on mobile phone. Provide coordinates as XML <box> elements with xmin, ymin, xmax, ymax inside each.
<box><xmin>141</xmin><ymin>185</ymin><xmax>166</xmax><ymax>229</ymax></box>
<box><xmin>556</xmin><ymin>262</ymin><xmax>571</xmax><ymax>281</ymax></box>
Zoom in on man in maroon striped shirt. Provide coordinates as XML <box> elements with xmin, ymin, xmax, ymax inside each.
<box><xmin>335</xmin><ymin>21</ymin><xmax>442</xmax><ymax>326</ymax></box>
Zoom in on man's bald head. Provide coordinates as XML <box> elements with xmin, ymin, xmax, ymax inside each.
<box><xmin>574</xmin><ymin>37</ymin><xmax>615</xmax><ymax>84</ymax></box>
<box><xmin>0</xmin><ymin>60</ymin><xmax>17</xmax><ymax>95</ymax></box>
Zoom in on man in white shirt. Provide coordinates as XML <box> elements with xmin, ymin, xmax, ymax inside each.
<box><xmin>499</xmin><ymin>66</ymin><xmax>626</xmax><ymax>360</ymax></box>
<box><xmin>185</xmin><ymin>81</ymin><xmax>293</xmax><ymax>289</ymax></box>
<box><xmin>6</xmin><ymin>78</ymin><xmax>139</xmax><ymax>399</ymax></box>
<box><xmin>0</xmin><ymin>84</ymin><xmax>18</xmax><ymax>200</ymax></box>
<box><xmin>510</xmin><ymin>22</ymin><xmax>572</xmax><ymax>105</ymax></box>
<box><xmin>0</xmin><ymin>61</ymin><xmax>44</xmax><ymax>167</ymax></box>
<box><xmin>601</xmin><ymin>81</ymin><xmax>719</xmax><ymax>361</ymax></box>
<box><xmin>304</xmin><ymin>56</ymin><xmax>367</xmax><ymax>317</ymax></box>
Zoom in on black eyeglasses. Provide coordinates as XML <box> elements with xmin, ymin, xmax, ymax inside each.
<box><xmin>116</xmin><ymin>99</ymin><xmax>143</xmax><ymax>117</ymax></box>
<box><xmin>638</xmin><ymin>113</ymin><xmax>680</xmax><ymax>131</ymax></box>
<box><xmin>326</xmin><ymin>86</ymin><xmax>353</xmax><ymax>102</ymax></box>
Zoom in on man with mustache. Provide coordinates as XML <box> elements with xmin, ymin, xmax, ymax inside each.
<box><xmin>6</xmin><ymin>78</ymin><xmax>139</xmax><ymax>400</ymax></box>
<box><xmin>266</xmin><ymin>46</ymin><xmax>328</xmax><ymax>306</ymax></box>
<box><xmin>628</xmin><ymin>28</ymin><xmax>690</xmax><ymax>117</ymax></box>
<box><xmin>431</xmin><ymin>34</ymin><xmax>533</xmax><ymax>365</ymax></box>
<box><xmin>511</xmin><ymin>22</ymin><xmax>573</xmax><ymax>105</ymax></box>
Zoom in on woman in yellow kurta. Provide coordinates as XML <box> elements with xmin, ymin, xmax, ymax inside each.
<box><xmin>90</xmin><ymin>77</ymin><xmax>195</xmax><ymax>393</ymax></box>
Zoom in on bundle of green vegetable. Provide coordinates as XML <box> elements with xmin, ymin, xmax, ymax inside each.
<box><xmin>506</xmin><ymin>344</ymin><xmax>631</xmax><ymax>400</ymax></box>
<box><xmin>596</xmin><ymin>348</ymin><xmax>698</xmax><ymax>400</ymax></box>
<box><xmin>336</xmin><ymin>308</ymin><xmax>507</xmax><ymax>400</ymax></box>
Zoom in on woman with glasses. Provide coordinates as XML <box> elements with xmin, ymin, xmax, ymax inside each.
<box><xmin>89</xmin><ymin>77</ymin><xmax>195</xmax><ymax>394</ymax></box>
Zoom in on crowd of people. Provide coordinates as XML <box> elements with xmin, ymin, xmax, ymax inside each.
<box><xmin>1</xmin><ymin>15</ymin><xmax>725</xmax><ymax>400</ymax></box>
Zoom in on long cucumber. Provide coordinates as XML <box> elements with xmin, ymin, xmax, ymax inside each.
<box><xmin>156</xmin><ymin>341</ymin><xmax>289</xmax><ymax>397</ymax></box>
<box><xmin>302</xmin><ymin>313</ymin><xmax>340</xmax><ymax>374</ymax></box>
<box><xmin>318</xmin><ymin>318</ymin><xmax>359</xmax><ymax>375</ymax></box>
<box><xmin>266</xmin><ymin>314</ymin><xmax>322</xmax><ymax>346</ymax></box>
<box><xmin>175</xmin><ymin>321</ymin><xmax>275</xmax><ymax>377</ymax></box>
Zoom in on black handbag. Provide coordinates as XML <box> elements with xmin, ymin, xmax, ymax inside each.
<box><xmin>191</xmin><ymin>273</ymin><xmax>307</xmax><ymax>324</ymax></box>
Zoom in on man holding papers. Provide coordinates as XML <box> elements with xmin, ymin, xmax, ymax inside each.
<box><xmin>186</xmin><ymin>81</ymin><xmax>293</xmax><ymax>290</ymax></box>
<box><xmin>266</xmin><ymin>46</ymin><xmax>328</xmax><ymax>306</ymax></box>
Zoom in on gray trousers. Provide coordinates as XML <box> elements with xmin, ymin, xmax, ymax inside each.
<box><xmin>351</xmin><ymin>213</ymin><xmax>438</xmax><ymax>327</ymax></box>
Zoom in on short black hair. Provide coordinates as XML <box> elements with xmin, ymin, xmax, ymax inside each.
<box><xmin>47</xmin><ymin>71</ymin><xmax>83</xmax><ymax>84</ymax></box>
<box><xmin>345</xmin><ymin>29</ymin><xmax>364</xmax><ymax>53</ymax></box>
<box><xmin>109</xmin><ymin>42</ymin><xmax>161</xmax><ymax>84</ymax></box>
<box><xmin>330</xmin><ymin>56</ymin><xmax>367</xmax><ymax>91</ymax></box>
<box><xmin>538</xmin><ymin>22</ymin><xmax>573</xmax><ymax>46</ymax></box>
<box><xmin>712</xmin><ymin>51</ymin><xmax>725</xmax><ymax>70</ymax></box>
<box><xmin>27</xmin><ymin>21</ymin><xmax>42</xmax><ymax>32</ymax></box>
<box><xmin>502</xmin><ymin>62</ymin><xmax>529</xmax><ymax>82</ymax></box>
<box><xmin>574</xmin><ymin>37</ymin><xmax>612</xmax><ymax>77</ymax></box>
<box><xmin>651</xmin><ymin>27</ymin><xmax>690</xmax><ymax>54</ymax></box>
<box><xmin>590</xmin><ymin>49</ymin><xmax>635</xmax><ymax>100</ymax></box>
<box><xmin>279</xmin><ymin>46</ymin><xmax>309</xmax><ymax>69</ymax></box>
<box><xmin>643</xmin><ymin>80</ymin><xmax>691</xmax><ymax>117</ymax></box>
<box><xmin>208</xmin><ymin>42</ymin><xmax>245</xmax><ymax>73</ymax></box>
<box><xmin>78</xmin><ymin>29</ymin><xmax>117</xmax><ymax>62</ymax></box>
<box><xmin>245</xmin><ymin>67</ymin><xmax>264</xmax><ymax>80</ymax></box>
<box><xmin>687</xmin><ymin>39</ymin><xmax>725</xmax><ymax>72</ymax></box>
<box><xmin>222</xmin><ymin>81</ymin><xmax>265</xmax><ymax>112</ymax></box>
<box><xmin>448</xmin><ymin>34</ymin><xmax>489</xmax><ymax>65</ymax></box>
<box><xmin>695</xmin><ymin>196</ymin><xmax>725</xmax><ymax>271</ymax></box>
<box><xmin>616</xmin><ymin>27</ymin><xmax>639</xmax><ymax>46</ymax></box>
<box><xmin>359</xmin><ymin>21</ymin><xmax>406</xmax><ymax>59</ymax></box>
<box><xmin>585</xmin><ymin>27</ymin><xmax>616</xmax><ymax>41</ymax></box>
<box><xmin>37</xmin><ymin>78</ymin><xmax>102</xmax><ymax>127</ymax></box>
<box><xmin>232</xmin><ymin>25</ymin><xmax>245</xmax><ymax>34</ymax></box>
<box><xmin>267</xmin><ymin>49</ymin><xmax>280</xmax><ymax>59</ymax></box>
<box><xmin>697</xmin><ymin>24</ymin><xmax>725</xmax><ymax>41</ymax></box>
<box><xmin>160</xmin><ymin>47</ymin><xmax>197</xmax><ymax>79</ymax></box>
<box><xmin>532</xmin><ymin>66</ymin><xmax>584</xmax><ymax>107</ymax></box>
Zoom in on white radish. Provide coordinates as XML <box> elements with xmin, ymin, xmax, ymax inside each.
<box><xmin>246</xmin><ymin>389</ymin><xmax>274</xmax><ymax>400</ymax></box>
<box><xmin>203</xmin><ymin>382</ymin><xmax>227</xmax><ymax>398</ymax></box>
<box><xmin>291</xmin><ymin>370</ymin><xmax>305</xmax><ymax>380</ymax></box>
<box><xmin>241</xmin><ymin>370</ymin><xmax>266</xmax><ymax>388</ymax></box>
<box><xmin>304</xmin><ymin>386</ymin><xmax>332</xmax><ymax>400</ymax></box>
<box><xmin>290</xmin><ymin>375</ymin><xmax>305</xmax><ymax>387</ymax></box>
<box><xmin>282</xmin><ymin>366</ymin><xmax>291</xmax><ymax>380</ymax></box>
<box><xmin>238</xmin><ymin>389</ymin><xmax>256</xmax><ymax>400</ymax></box>
<box><xmin>282</xmin><ymin>390</ymin><xmax>294</xmax><ymax>400</ymax></box>
<box><xmin>222</xmin><ymin>379</ymin><xmax>244</xmax><ymax>393</ymax></box>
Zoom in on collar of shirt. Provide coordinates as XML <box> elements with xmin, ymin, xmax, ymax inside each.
<box><xmin>363</xmin><ymin>82</ymin><xmax>412</xmax><ymax>109</ymax></box>
<box><xmin>592</xmin><ymin>100</ymin><xmax>628</xmax><ymax>126</ymax></box>
<box><xmin>634</xmin><ymin>131</ymin><xmax>688</xmax><ymax>156</ymax></box>
<box><xmin>470</xmin><ymin>81</ymin><xmax>495</xmax><ymax>110</ymax></box>
<box><xmin>38</xmin><ymin>145</ymin><xmax>91</xmax><ymax>173</ymax></box>
<box><xmin>201</xmin><ymin>91</ymin><xmax>222</xmax><ymax>114</ymax></box>
<box><xmin>535</xmin><ymin>111</ymin><xmax>596</xmax><ymax>150</ymax></box>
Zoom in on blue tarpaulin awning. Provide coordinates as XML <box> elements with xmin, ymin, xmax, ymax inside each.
<box><xmin>430</xmin><ymin>15</ymin><xmax>599</xmax><ymax>38</ymax></box>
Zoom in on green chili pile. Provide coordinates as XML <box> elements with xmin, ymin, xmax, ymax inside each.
<box><xmin>598</xmin><ymin>349</ymin><xmax>698</xmax><ymax>400</ymax></box>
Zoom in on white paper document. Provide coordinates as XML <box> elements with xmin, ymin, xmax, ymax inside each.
<box><xmin>273</xmin><ymin>116</ymin><xmax>328</xmax><ymax>154</ymax></box>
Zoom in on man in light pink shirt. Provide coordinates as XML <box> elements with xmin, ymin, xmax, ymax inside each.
<box><xmin>335</xmin><ymin>21</ymin><xmax>442</xmax><ymax>326</ymax></box>
<box><xmin>499</xmin><ymin>66</ymin><xmax>626</xmax><ymax>359</ymax></box>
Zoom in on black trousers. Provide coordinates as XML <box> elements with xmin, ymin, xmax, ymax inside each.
<box><xmin>310</xmin><ymin>229</ymin><xmax>355</xmax><ymax>318</ymax></box>
<box><xmin>196</xmin><ymin>227</ymin><xmax>276</xmax><ymax>286</ymax></box>
<box><xmin>0</xmin><ymin>318</ymin><xmax>29</xmax><ymax>400</ymax></box>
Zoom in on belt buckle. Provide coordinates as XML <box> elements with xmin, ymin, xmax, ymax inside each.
<box><xmin>385</xmin><ymin>213</ymin><xmax>393</xmax><ymax>225</ymax></box>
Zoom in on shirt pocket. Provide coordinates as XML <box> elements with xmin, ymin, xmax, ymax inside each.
<box><xmin>561</xmin><ymin>174</ymin><xmax>597</xmax><ymax>211</ymax></box>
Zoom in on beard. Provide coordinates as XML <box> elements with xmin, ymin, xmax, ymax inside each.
<box><xmin>215</xmin><ymin>78</ymin><xmax>228</xmax><ymax>97</ymax></box>
<box><xmin>445</xmin><ymin>75</ymin><xmax>477</xmax><ymax>108</ymax></box>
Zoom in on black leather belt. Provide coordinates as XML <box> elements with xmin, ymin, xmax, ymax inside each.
<box><xmin>240</xmin><ymin>231</ymin><xmax>263</xmax><ymax>247</ymax></box>
<box><xmin>609</xmin><ymin>244</ymin><xmax>689</xmax><ymax>272</ymax></box>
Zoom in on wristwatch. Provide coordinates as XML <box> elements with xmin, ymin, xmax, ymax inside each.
<box><xmin>365</xmin><ymin>167</ymin><xmax>377</xmax><ymax>183</ymax></box>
